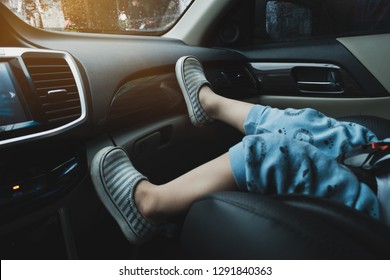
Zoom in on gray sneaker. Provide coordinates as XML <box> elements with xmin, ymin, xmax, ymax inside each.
<box><xmin>175</xmin><ymin>56</ymin><xmax>214</xmax><ymax>127</ymax></box>
<box><xmin>90</xmin><ymin>146</ymin><xmax>158</xmax><ymax>245</ymax></box>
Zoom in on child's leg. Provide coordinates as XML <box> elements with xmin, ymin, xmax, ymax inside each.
<box><xmin>176</xmin><ymin>55</ymin><xmax>254</xmax><ymax>134</ymax></box>
<box><xmin>90</xmin><ymin>55</ymin><xmax>381</xmax><ymax>246</ymax></box>
<box><xmin>199</xmin><ymin>86</ymin><xmax>254</xmax><ymax>134</ymax></box>
<box><xmin>177</xmin><ymin>57</ymin><xmax>378</xmax><ymax>154</ymax></box>
<box><xmin>90</xmin><ymin>56</ymin><xmax>257</xmax><ymax>245</ymax></box>
<box><xmin>90</xmin><ymin>146</ymin><xmax>237</xmax><ymax>245</ymax></box>
<box><xmin>135</xmin><ymin>152</ymin><xmax>236</xmax><ymax>224</ymax></box>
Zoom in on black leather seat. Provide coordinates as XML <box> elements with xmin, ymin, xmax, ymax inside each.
<box><xmin>181</xmin><ymin>115</ymin><xmax>390</xmax><ymax>259</ymax></box>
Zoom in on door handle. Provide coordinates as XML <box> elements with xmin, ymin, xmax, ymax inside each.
<box><xmin>297</xmin><ymin>81</ymin><xmax>344</xmax><ymax>94</ymax></box>
<box><xmin>295</xmin><ymin>67</ymin><xmax>344</xmax><ymax>94</ymax></box>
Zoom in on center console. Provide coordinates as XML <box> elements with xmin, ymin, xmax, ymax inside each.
<box><xmin>0</xmin><ymin>48</ymin><xmax>88</xmax><ymax>223</ymax></box>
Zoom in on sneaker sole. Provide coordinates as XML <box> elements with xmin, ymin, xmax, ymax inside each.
<box><xmin>90</xmin><ymin>146</ymin><xmax>143</xmax><ymax>245</ymax></box>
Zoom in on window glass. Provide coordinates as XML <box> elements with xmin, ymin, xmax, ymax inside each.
<box><xmin>2</xmin><ymin>0</ymin><xmax>193</xmax><ymax>34</ymax></box>
<box><xmin>255</xmin><ymin>0</ymin><xmax>390</xmax><ymax>43</ymax></box>
<box><xmin>265</xmin><ymin>1</ymin><xmax>312</xmax><ymax>40</ymax></box>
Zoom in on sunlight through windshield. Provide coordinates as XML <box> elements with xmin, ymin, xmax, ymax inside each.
<box><xmin>2</xmin><ymin>0</ymin><xmax>193</xmax><ymax>34</ymax></box>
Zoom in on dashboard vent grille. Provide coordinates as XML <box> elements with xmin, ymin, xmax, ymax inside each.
<box><xmin>207</xmin><ymin>66</ymin><xmax>255</xmax><ymax>90</ymax></box>
<box><xmin>220</xmin><ymin>68</ymin><xmax>254</xmax><ymax>88</ymax></box>
<box><xmin>23</xmin><ymin>55</ymin><xmax>82</xmax><ymax>125</ymax></box>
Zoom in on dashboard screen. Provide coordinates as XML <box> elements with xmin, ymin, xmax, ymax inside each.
<box><xmin>0</xmin><ymin>62</ymin><xmax>31</xmax><ymax>131</ymax></box>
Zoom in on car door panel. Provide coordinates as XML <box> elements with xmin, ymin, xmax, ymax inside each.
<box><xmin>258</xmin><ymin>95</ymin><xmax>390</xmax><ymax>120</ymax></box>
<box><xmin>338</xmin><ymin>34</ymin><xmax>390</xmax><ymax>93</ymax></box>
<box><xmin>235</xmin><ymin>37</ymin><xmax>390</xmax><ymax>120</ymax></box>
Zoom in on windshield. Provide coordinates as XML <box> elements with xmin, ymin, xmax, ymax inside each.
<box><xmin>2</xmin><ymin>0</ymin><xmax>193</xmax><ymax>34</ymax></box>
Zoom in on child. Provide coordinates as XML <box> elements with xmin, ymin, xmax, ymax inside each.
<box><xmin>90</xmin><ymin>56</ymin><xmax>384</xmax><ymax>245</ymax></box>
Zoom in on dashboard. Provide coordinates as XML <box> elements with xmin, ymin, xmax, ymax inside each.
<box><xmin>0</xmin><ymin>42</ymin><xmax>256</xmax><ymax>259</ymax></box>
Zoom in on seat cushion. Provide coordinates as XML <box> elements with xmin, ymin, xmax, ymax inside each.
<box><xmin>181</xmin><ymin>191</ymin><xmax>390</xmax><ymax>259</ymax></box>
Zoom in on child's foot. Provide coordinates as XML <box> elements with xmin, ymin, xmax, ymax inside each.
<box><xmin>90</xmin><ymin>146</ymin><xmax>158</xmax><ymax>245</ymax></box>
<box><xmin>175</xmin><ymin>56</ymin><xmax>214</xmax><ymax>127</ymax></box>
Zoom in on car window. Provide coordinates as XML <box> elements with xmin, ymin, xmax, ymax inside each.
<box><xmin>1</xmin><ymin>0</ymin><xmax>193</xmax><ymax>34</ymax></box>
<box><xmin>254</xmin><ymin>0</ymin><xmax>390</xmax><ymax>43</ymax></box>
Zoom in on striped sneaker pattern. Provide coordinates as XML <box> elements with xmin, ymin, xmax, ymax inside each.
<box><xmin>91</xmin><ymin>146</ymin><xmax>157</xmax><ymax>245</ymax></box>
<box><xmin>176</xmin><ymin>56</ymin><xmax>214</xmax><ymax>127</ymax></box>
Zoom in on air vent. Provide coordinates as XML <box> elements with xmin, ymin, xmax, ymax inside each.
<box><xmin>207</xmin><ymin>66</ymin><xmax>255</xmax><ymax>90</ymax></box>
<box><xmin>220</xmin><ymin>67</ymin><xmax>255</xmax><ymax>88</ymax></box>
<box><xmin>22</xmin><ymin>55</ymin><xmax>82</xmax><ymax>126</ymax></box>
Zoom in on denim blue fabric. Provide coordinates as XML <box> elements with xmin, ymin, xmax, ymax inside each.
<box><xmin>229</xmin><ymin>105</ymin><xmax>381</xmax><ymax>219</ymax></box>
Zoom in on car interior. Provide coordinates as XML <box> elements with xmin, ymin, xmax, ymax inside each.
<box><xmin>1</xmin><ymin>0</ymin><xmax>390</xmax><ymax>260</ymax></box>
